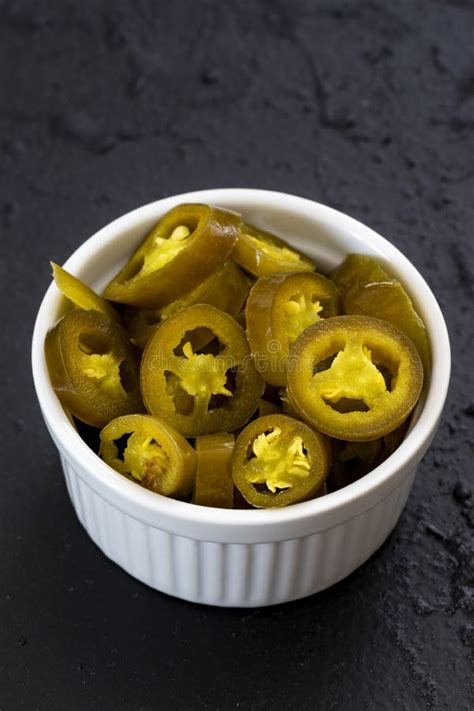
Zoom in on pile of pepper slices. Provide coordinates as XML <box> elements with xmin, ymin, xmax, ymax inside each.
<box><xmin>45</xmin><ymin>204</ymin><xmax>429</xmax><ymax>508</ymax></box>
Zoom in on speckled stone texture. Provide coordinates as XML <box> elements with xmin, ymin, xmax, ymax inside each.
<box><xmin>1</xmin><ymin>0</ymin><xmax>472</xmax><ymax>709</ymax></box>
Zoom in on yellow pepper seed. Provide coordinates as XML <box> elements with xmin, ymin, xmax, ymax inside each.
<box><xmin>283</xmin><ymin>295</ymin><xmax>323</xmax><ymax>343</ymax></box>
<box><xmin>247</xmin><ymin>427</ymin><xmax>311</xmax><ymax>492</ymax></box>
<box><xmin>315</xmin><ymin>342</ymin><xmax>387</xmax><ymax>408</ymax></box>
<box><xmin>244</xmin><ymin>233</ymin><xmax>303</xmax><ymax>263</ymax></box>
<box><xmin>122</xmin><ymin>432</ymin><xmax>169</xmax><ymax>484</ymax></box>
<box><xmin>140</xmin><ymin>224</ymin><xmax>192</xmax><ymax>276</ymax></box>
<box><xmin>81</xmin><ymin>353</ymin><xmax>125</xmax><ymax>397</ymax></box>
<box><xmin>175</xmin><ymin>342</ymin><xmax>232</xmax><ymax>399</ymax></box>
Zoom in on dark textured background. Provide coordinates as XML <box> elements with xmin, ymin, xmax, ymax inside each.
<box><xmin>1</xmin><ymin>1</ymin><xmax>473</xmax><ymax>709</ymax></box>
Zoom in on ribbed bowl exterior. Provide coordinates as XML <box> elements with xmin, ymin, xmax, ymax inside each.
<box><xmin>60</xmin><ymin>453</ymin><xmax>415</xmax><ymax>607</ymax></box>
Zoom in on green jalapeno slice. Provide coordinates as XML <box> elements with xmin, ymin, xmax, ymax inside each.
<box><xmin>124</xmin><ymin>260</ymin><xmax>250</xmax><ymax>350</ymax></box>
<box><xmin>233</xmin><ymin>223</ymin><xmax>315</xmax><ymax>278</ymax></box>
<box><xmin>329</xmin><ymin>421</ymin><xmax>409</xmax><ymax>491</ymax></box>
<box><xmin>140</xmin><ymin>304</ymin><xmax>264</xmax><ymax>437</ymax></box>
<box><xmin>100</xmin><ymin>414</ymin><xmax>196</xmax><ymax>498</ymax></box>
<box><xmin>192</xmin><ymin>433</ymin><xmax>235</xmax><ymax>508</ymax></box>
<box><xmin>287</xmin><ymin>315</ymin><xmax>423</xmax><ymax>441</ymax></box>
<box><xmin>51</xmin><ymin>262</ymin><xmax>120</xmax><ymax>322</ymax></box>
<box><xmin>45</xmin><ymin>310</ymin><xmax>143</xmax><ymax>427</ymax></box>
<box><xmin>246</xmin><ymin>270</ymin><xmax>340</xmax><ymax>386</ymax></box>
<box><xmin>232</xmin><ymin>414</ymin><xmax>330</xmax><ymax>508</ymax></box>
<box><xmin>331</xmin><ymin>254</ymin><xmax>430</xmax><ymax>372</ymax></box>
<box><xmin>104</xmin><ymin>204</ymin><xmax>241</xmax><ymax>309</ymax></box>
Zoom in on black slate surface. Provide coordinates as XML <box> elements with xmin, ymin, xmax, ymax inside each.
<box><xmin>1</xmin><ymin>1</ymin><xmax>473</xmax><ymax>709</ymax></box>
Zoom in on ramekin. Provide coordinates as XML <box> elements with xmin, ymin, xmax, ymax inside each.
<box><xmin>31</xmin><ymin>189</ymin><xmax>450</xmax><ymax>607</ymax></box>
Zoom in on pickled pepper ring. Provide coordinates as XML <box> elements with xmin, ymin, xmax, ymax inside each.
<box><xmin>246</xmin><ymin>270</ymin><xmax>340</xmax><ymax>386</ymax></box>
<box><xmin>287</xmin><ymin>315</ymin><xmax>423</xmax><ymax>441</ymax></box>
<box><xmin>141</xmin><ymin>304</ymin><xmax>264</xmax><ymax>437</ymax></box>
<box><xmin>45</xmin><ymin>309</ymin><xmax>143</xmax><ymax>427</ymax></box>
<box><xmin>232</xmin><ymin>414</ymin><xmax>330</xmax><ymax>508</ymax></box>
<box><xmin>100</xmin><ymin>414</ymin><xmax>196</xmax><ymax>499</ymax></box>
<box><xmin>104</xmin><ymin>204</ymin><xmax>241</xmax><ymax>309</ymax></box>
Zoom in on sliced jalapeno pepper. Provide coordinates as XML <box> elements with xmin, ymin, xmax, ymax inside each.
<box><xmin>234</xmin><ymin>477</ymin><xmax>327</xmax><ymax>508</ymax></box>
<box><xmin>124</xmin><ymin>308</ymin><xmax>214</xmax><ymax>353</ymax></box>
<box><xmin>246</xmin><ymin>271</ymin><xmax>340</xmax><ymax>386</ymax></box>
<box><xmin>125</xmin><ymin>259</ymin><xmax>250</xmax><ymax>349</ymax></box>
<box><xmin>331</xmin><ymin>255</ymin><xmax>388</xmax><ymax>300</ymax></box>
<box><xmin>51</xmin><ymin>262</ymin><xmax>120</xmax><ymax>322</ymax></box>
<box><xmin>45</xmin><ymin>310</ymin><xmax>143</xmax><ymax>427</ymax></box>
<box><xmin>233</xmin><ymin>488</ymin><xmax>255</xmax><ymax>509</ymax></box>
<box><xmin>123</xmin><ymin>307</ymin><xmax>161</xmax><ymax>350</ymax></box>
<box><xmin>233</xmin><ymin>223</ymin><xmax>315</xmax><ymax>278</ymax></box>
<box><xmin>331</xmin><ymin>255</ymin><xmax>431</xmax><ymax>372</ymax></box>
<box><xmin>160</xmin><ymin>259</ymin><xmax>250</xmax><ymax>320</ymax></box>
<box><xmin>104</xmin><ymin>204</ymin><xmax>241</xmax><ymax>309</ymax></box>
<box><xmin>329</xmin><ymin>421</ymin><xmax>408</xmax><ymax>491</ymax></box>
<box><xmin>124</xmin><ymin>260</ymin><xmax>250</xmax><ymax>350</ymax></box>
<box><xmin>329</xmin><ymin>439</ymin><xmax>382</xmax><ymax>491</ymax></box>
<box><xmin>232</xmin><ymin>414</ymin><xmax>330</xmax><ymax>508</ymax></box>
<box><xmin>99</xmin><ymin>414</ymin><xmax>196</xmax><ymax>498</ymax></box>
<box><xmin>192</xmin><ymin>433</ymin><xmax>234</xmax><ymax>508</ymax></box>
<box><xmin>287</xmin><ymin>315</ymin><xmax>423</xmax><ymax>441</ymax></box>
<box><xmin>140</xmin><ymin>304</ymin><xmax>264</xmax><ymax>437</ymax></box>
<box><xmin>258</xmin><ymin>399</ymin><xmax>282</xmax><ymax>417</ymax></box>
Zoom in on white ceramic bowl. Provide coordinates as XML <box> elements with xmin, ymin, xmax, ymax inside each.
<box><xmin>32</xmin><ymin>189</ymin><xmax>450</xmax><ymax>607</ymax></box>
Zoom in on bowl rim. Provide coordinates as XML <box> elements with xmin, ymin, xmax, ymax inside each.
<box><xmin>31</xmin><ymin>188</ymin><xmax>451</xmax><ymax>538</ymax></box>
